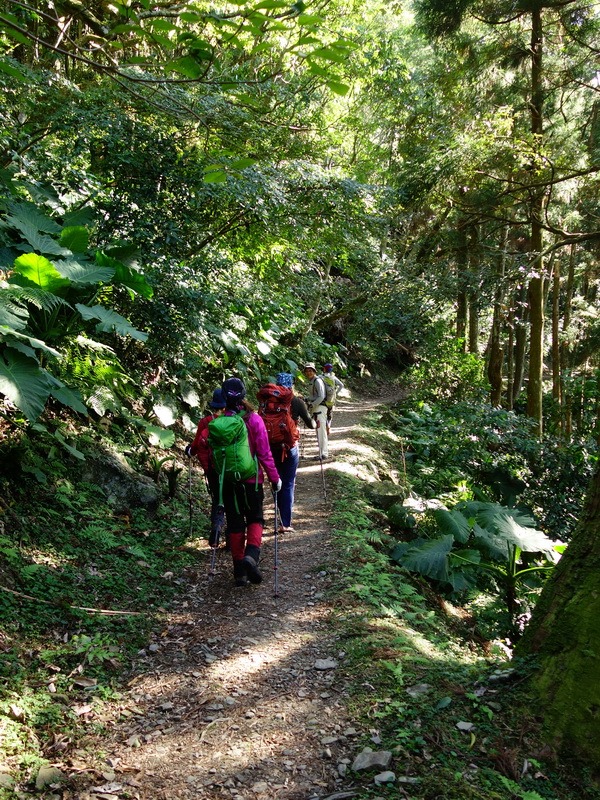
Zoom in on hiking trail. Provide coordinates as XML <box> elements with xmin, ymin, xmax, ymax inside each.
<box><xmin>87</xmin><ymin>392</ymin><xmax>391</xmax><ymax>800</ymax></box>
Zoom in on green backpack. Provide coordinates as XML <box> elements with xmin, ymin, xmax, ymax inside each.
<box><xmin>208</xmin><ymin>412</ymin><xmax>258</xmax><ymax>505</ymax></box>
<box><xmin>321</xmin><ymin>374</ymin><xmax>337</xmax><ymax>409</ymax></box>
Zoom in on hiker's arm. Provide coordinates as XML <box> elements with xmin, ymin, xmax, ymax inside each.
<box><xmin>292</xmin><ymin>396</ymin><xmax>314</xmax><ymax>428</ymax></box>
<box><xmin>188</xmin><ymin>416</ymin><xmax>209</xmax><ymax>459</ymax></box>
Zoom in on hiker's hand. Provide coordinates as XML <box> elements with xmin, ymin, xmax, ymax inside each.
<box><xmin>184</xmin><ymin>444</ymin><xmax>192</xmax><ymax>457</ymax></box>
<box><xmin>272</xmin><ymin>479</ymin><xmax>282</xmax><ymax>493</ymax></box>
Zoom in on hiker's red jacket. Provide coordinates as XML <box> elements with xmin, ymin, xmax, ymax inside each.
<box><xmin>189</xmin><ymin>413</ymin><xmax>216</xmax><ymax>474</ymax></box>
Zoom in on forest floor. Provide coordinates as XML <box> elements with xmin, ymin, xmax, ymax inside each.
<box><xmin>80</xmin><ymin>391</ymin><xmax>388</xmax><ymax>800</ymax></box>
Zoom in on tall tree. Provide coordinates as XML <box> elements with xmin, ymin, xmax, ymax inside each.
<box><xmin>516</xmin><ymin>463</ymin><xmax>600</xmax><ymax>766</ymax></box>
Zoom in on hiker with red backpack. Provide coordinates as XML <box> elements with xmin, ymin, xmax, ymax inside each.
<box><xmin>184</xmin><ymin>388</ymin><xmax>227</xmax><ymax>546</ymax></box>
<box><xmin>208</xmin><ymin>377</ymin><xmax>281</xmax><ymax>587</ymax></box>
<box><xmin>257</xmin><ymin>372</ymin><xmax>314</xmax><ymax>533</ymax></box>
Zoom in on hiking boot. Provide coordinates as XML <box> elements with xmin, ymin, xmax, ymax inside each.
<box><xmin>242</xmin><ymin>555</ymin><xmax>263</xmax><ymax>584</ymax></box>
<box><xmin>233</xmin><ymin>560</ymin><xmax>248</xmax><ymax>587</ymax></box>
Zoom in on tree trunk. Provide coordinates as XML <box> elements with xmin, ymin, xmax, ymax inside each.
<box><xmin>561</xmin><ymin>245</ymin><xmax>576</xmax><ymax>438</ymax></box>
<box><xmin>467</xmin><ymin>225</ymin><xmax>480</xmax><ymax>354</ymax></box>
<box><xmin>516</xmin><ymin>464</ymin><xmax>600</xmax><ymax>767</ymax></box>
<box><xmin>468</xmin><ymin>294</ymin><xmax>479</xmax><ymax>355</ymax></box>
<box><xmin>506</xmin><ymin>317</ymin><xmax>515</xmax><ymax>409</ymax></box>
<box><xmin>512</xmin><ymin>284</ymin><xmax>529</xmax><ymax>405</ymax></box>
<box><xmin>526</xmin><ymin>7</ymin><xmax>545</xmax><ymax>437</ymax></box>
<box><xmin>551</xmin><ymin>254</ymin><xmax>561</xmax><ymax>430</ymax></box>
<box><xmin>456</xmin><ymin>225</ymin><xmax>468</xmax><ymax>349</ymax></box>
<box><xmin>300</xmin><ymin>259</ymin><xmax>332</xmax><ymax>338</ymax></box>
<box><xmin>457</xmin><ymin>290</ymin><xmax>468</xmax><ymax>350</ymax></box>
<box><xmin>488</xmin><ymin>225</ymin><xmax>508</xmax><ymax>407</ymax></box>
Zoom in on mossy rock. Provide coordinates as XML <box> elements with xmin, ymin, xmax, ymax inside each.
<box><xmin>366</xmin><ymin>480</ymin><xmax>408</xmax><ymax>510</ymax></box>
<box><xmin>80</xmin><ymin>447</ymin><xmax>159</xmax><ymax>513</ymax></box>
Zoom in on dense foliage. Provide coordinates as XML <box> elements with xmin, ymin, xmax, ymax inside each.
<box><xmin>1</xmin><ymin>0</ymin><xmax>599</xmax><ymax>788</ymax></box>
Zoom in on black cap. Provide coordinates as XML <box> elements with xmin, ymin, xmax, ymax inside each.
<box><xmin>222</xmin><ymin>377</ymin><xmax>246</xmax><ymax>408</ymax></box>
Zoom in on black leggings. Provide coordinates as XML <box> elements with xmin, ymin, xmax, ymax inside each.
<box><xmin>223</xmin><ymin>481</ymin><xmax>265</xmax><ymax>533</ymax></box>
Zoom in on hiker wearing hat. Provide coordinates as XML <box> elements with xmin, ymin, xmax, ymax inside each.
<box><xmin>214</xmin><ymin>377</ymin><xmax>281</xmax><ymax>586</ymax></box>
<box><xmin>267</xmin><ymin>372</ymin><xmax>314</xmax><ymax>532</ymax></box>
<box><xmin>303</xmin><ymin>363</ymin><xmax>329</xmax><ymax>460</ymax></box>
<box><xmin>185</xmin><ymin>388</ymin><xmax>227</xmax><ymax>546</ymax></box>
<box><xmin>322</xmin><ymin>363</ymin><xmax>345</xmax><ymax>437</ymax></box>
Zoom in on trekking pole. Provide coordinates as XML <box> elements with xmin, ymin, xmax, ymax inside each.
<box><xmin>319</xmin><ymin>454</ymin><xmax>327</xmax><ymax>500</ymax></box>
<box><xmin>209</xmin><ymin>505</ymin><xmax>225</xmax><ymax>576</ymax></box>
<box><xmin>188</xmin><ymin>457</ymin><xmax>193</xmax><ymax>537</ymax></box>
<box><xmin>273</xmin><ymin>490</ymin><xmax>280</xmax><ymax>598</ymax></box>
<box><xmin>315</xmin><ymin>417</ymin><xmax>327</xmax><ymax>500</ymax></box>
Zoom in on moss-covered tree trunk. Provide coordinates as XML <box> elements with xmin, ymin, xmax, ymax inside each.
<box><xmin>516</xmin><ymin>464</ymin><xmax>600</xmax><ymax>767</ymax></box>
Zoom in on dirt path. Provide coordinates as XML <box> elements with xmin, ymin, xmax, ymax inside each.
<box><xmin>95</xmin><ymin>394</ymin><xmax>386</xmax><ymax>800</ymax></box>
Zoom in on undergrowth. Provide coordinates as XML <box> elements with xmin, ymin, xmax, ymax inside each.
<box><xmin>0</xmin><ymin>440</ymin><xmax>210</xmax><ymax>794</ymax></box>
<box><xmin>328</xmin><ymin>471</ymin><xmax>600</xmax><ymax>800</ymax></box>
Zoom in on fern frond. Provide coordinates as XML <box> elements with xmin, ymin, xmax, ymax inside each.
<box><xmin>4</xmin><ymin>285</ymin><xmax>71</xmax><ymax>313</ymax></box>
<box><xmin>0</xmin><ymin>290</ymin><xmax>29</xmax><ymax>330</ymax></box>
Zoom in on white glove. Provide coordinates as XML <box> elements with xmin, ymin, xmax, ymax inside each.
<box><xmin>272</xmin><ymin>479</ymin><xmax>282</xmax><ymax>493</ymax></box>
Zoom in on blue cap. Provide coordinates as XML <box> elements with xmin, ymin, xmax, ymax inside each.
<box><xmin>276</xmin><ymin>372</ymin><xmax>294</xmax><ymax>388</ymax></box>
<box><xmin>209</xmin><ymin>389</ymin><xmax>226</xmax><ymax>409</ymax></box>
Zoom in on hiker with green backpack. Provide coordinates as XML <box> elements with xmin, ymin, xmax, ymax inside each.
<box><xmin>208</xmin><ymin>377</ymin><xmax>281</xmax><ymax>587</ymax></box>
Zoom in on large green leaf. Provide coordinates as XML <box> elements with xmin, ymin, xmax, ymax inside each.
<box><xmin>12</xmin><ymin>253</ymin><xmax>71</xmax><ymax>293</ymax></box>
<box><xmin>0</xmin><ymin>59</ymin><xmax>26</xmax><ymax>80</ymax></box>
<box><xmin>0</xmin><ymin>299</ymin><xmax>28</xmax><ymax>331</ymax></box>
<box><xmin>75</xmin><ymin>304</ymin><xmax>149</xmax><ymax>341</ymax></box>
<box><xmin>55</xmin><ymin>258</ymin><xmax>115</xmax><ymax>285</ymax></box>
<box><xmin>460</xmin><ymin>500</ymin><xmax>536</xmax><ymax>529</ymax></box>
<box><xmin>433</xmin><ymin>508</ymin><xmax>471</xmax><ymax>543</ymax></box>
<box><xmin>59</xmin><ymin>226</ymin><xmax>90</xmax><ymax>253</ymax></box>
<box><xmin>95</xmin><ymin>252</ymin><xmax>153</xmax><ymax>299</ymax></box>
<box><xmin>147</xmin><ymin>425</ymin><xmax>176</xmax><ymax>448</ymax></box>
<box><xmin>53</xmin><ymin>430</ymin><xmax>86</xmax><ymax>460</ymax></box>
<box><xmin>458</xmin><ymin>501</ymin><xmax>555</xmax><ymax>556</ymax></box>
<box><xmin>128</xmin><ymin>414</ymin><xmax>176</xmax><ymax>448</ymax></box>
<box><xmin>401</xmin><ymin>535</ymin><xmax>454</xmax><ymax>583</ymax></box>
<box><xmin>50</xmin><ymin>384</ymin><xmax>88</xmax><ymax>415</ymax></box>
<box><xmin>165</xmin><ymin>55</ymin><xmax>206</xmax><ymax>78</ymax></box>
<box><xmin>0</xmin><ymin>349</ymin><xmax>52</xmax><ymax>420</ymax></box>
<box><xmin>2</xmin><ymin>330</ymin><xmax>61</xmax><ymax>359</ymax></box>
<box><xmin>5</xmin><ymin>203</ymin><xmax>61</xmax><ymax>235</ymax></box>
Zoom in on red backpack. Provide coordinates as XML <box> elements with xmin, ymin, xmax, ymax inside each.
<box><xmin>257</xmin><ymin>384</ymin><xmax>298</xmax><ymax>457</ymax></box>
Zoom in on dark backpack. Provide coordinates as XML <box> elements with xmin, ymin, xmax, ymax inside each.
<box><xmin>257</xmin><ymin>384</ymin><xmax>298</xmax><ymax>456</ymax></box>
<box><xmin>207</xmin><ymin>412</ymin><xmax>258</xmax><ymax>505</ymax></box>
